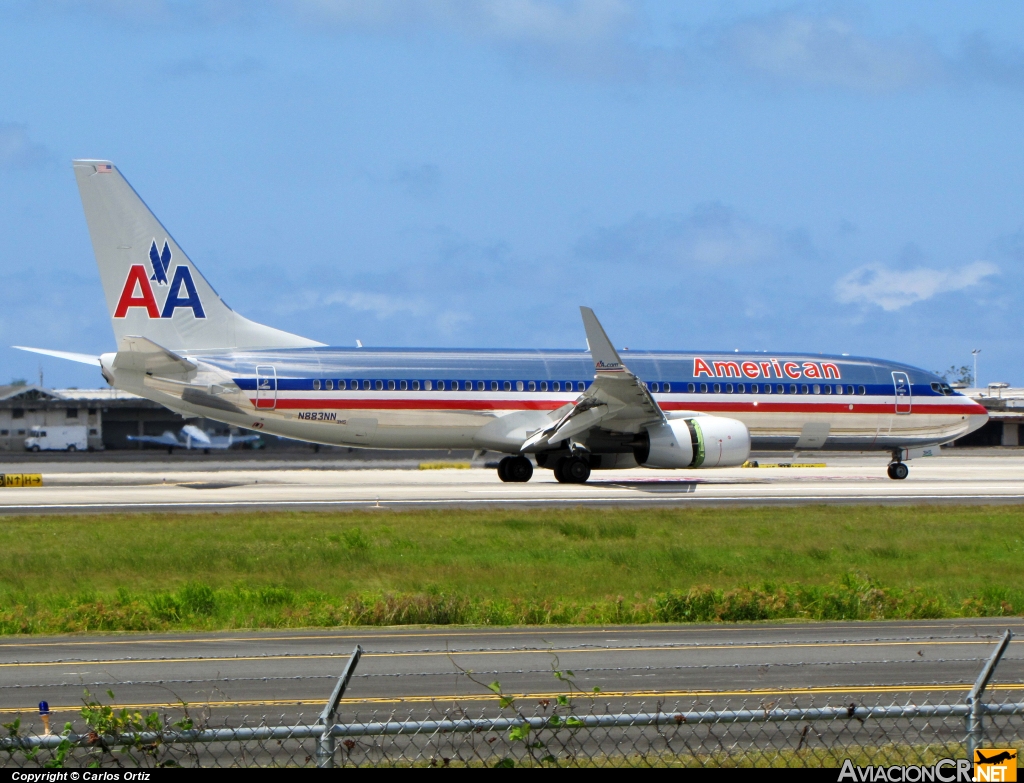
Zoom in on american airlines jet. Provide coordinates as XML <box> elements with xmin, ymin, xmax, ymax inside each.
<box><xmin>16</xmin><ymin>161</ymin><xmax>988</xmax><ymax>483</ymax></box>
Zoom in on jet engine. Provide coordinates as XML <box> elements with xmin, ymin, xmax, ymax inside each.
<box><xmin>634</xmin><ymin>416</ymin><xmax>750</xmax><ymax>469</ymax></box>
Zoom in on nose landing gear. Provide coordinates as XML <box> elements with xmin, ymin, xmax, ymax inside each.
<box><xmin>497</xmin><ymin>455</ymin><xmax>534</xmax><ymax>483</ymax></box>
<box><xmin>887</xmin><ymin>461</ymin><xmax>909</xmax><ymax>480</ymax></box>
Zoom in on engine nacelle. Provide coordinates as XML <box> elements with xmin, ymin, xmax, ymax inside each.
<box><xmin>634</xmin><ymin>416</ymin><xmax>750</xmax><ymax>469</ymax></box>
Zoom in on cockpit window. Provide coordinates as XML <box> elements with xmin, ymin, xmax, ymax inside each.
<box><xmin>931</xmin><ymin>381</ymin><xmax>955</xmax><ymax>395</ymax></box>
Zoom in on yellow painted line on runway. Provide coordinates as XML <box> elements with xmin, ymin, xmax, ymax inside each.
<box><xmin>2</xmin><ymin>622</ymin><xmax>1018</xmax><ymax>650</ymax></box>
<box><xmin>1</xmin><ymin>638</ymin><xmax>1017</xmax><ymax>668</ymax></box>
<box><xmin>3</xmin><ymin>683</ymin><xmax>1023</xmax><ymax>715</ymax></box>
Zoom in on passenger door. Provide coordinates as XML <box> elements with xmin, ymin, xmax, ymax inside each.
<box><xmin>892</xmin><ymin>371</ymin><xmax>911</xmax><ymax>414</ymax></box>
<box><xmin>256</xmin><ymin>365</ymin><xmax>277</xmax><ymax>410</ymax></box>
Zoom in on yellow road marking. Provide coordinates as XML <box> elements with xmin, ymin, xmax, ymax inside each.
<box><xmin>3</xmin><ymin>683</ymin><xmax>1022</xmax><ymax>715</ymax></box>
<box><xmin>2</xmin><ymin>621</ymin><xmax>1019</xmax><ymax>650</ymax></box>
<box><xmin>1</xmin><ymin>638</ymin><xmax>1017</xmax><ymax>668</ymax></box>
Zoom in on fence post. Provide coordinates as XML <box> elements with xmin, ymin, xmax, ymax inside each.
<box><xmin>965</xmin><ymin>629</ymin><xmax>1012</xmax><ymax>762</ymax></box>
<box><xmin>316</xmin><ymin>645</ymin><xmax>362</xmax><ymax>769</ymax></box>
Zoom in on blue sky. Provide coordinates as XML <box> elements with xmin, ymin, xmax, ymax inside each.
<box><xmin>1</xmin><ymin>0</ymin><xmax>1023</xmax><ymax>388</ymax></box>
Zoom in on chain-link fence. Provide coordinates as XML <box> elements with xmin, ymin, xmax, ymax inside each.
<box><xmin>2</xmin><ymin>633</ymin><xmax>1020</xmax><ymax>768</ymax></box>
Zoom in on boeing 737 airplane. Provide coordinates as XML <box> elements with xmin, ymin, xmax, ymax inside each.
<box><xmin>15</xmin><ymin>161</ymin><xmax>988</xmax><ymax>483</ymax></box>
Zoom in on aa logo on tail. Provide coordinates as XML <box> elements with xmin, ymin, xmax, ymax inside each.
<box><xmin>114</xmin><ymin>239</ymin><xmax>206</xmax><ymax>319</ymax></box>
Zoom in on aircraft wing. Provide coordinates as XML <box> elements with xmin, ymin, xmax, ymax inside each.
<box><xmin>521</xmin><ymin>307</ymin><xmax>664</xmax><ymax>451</ymax></box>
<box><xmin>127</xmin><ymin>431</ymin><xmax>181</xmax><ymax>447</ymax></box>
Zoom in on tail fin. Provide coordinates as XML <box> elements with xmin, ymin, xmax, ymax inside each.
<box><xmin>73</xmin><ymin>159</ymin><xmax>322</xmax><ymax>352</ymax></box>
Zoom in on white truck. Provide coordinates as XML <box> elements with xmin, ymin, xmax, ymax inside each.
<box><xmin>24</xmin><ymin>425</ymin><xmax>89</xmax><ymax>452</ymax></box>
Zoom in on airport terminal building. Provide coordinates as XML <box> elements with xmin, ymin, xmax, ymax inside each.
<box><xmin>0</xmin><ymin>384</ymin><xmax>185</xmax><ymax>451</ymax></box>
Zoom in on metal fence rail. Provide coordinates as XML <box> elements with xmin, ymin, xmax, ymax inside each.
<box><xmin>2</xmin><ymin>632</ymin><xmax>1020</xmax><ymax>768</ymax></box>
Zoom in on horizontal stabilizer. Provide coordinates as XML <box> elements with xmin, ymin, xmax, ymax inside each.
<box><xmin>12</xmin><ymin>346</ymin><xmax>101</xmax><ymax>365</ymax></box>
<box><xmin>112</xmin><ymin>335</ymin><xmax>197</xmax><ymax>376</ymax></box>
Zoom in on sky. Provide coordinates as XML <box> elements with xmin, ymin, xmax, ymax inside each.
<box><xmin>1</xmin><ymin>0</ymin><xmax>1023</xmax><ymax>389</ymax></box>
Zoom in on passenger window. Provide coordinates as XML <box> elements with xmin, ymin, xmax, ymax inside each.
<box><xmin>477</xmin><ymin>381</ymin><xmax>485</xmax><ymax>391</ymax></box>
<box><xmin>813</xmin><ymin>384</ymin><xmax>820</xmax><ymax>394</ymax></box>
<box><xmin>387</xmin><ymin>380</ymin><xmax>396</xmax><ymax>391</ymax></box>
<box><xmin>823</xmin><ymin>384</ymin><xmax>831</xmax><ymax>395</ymax></box>
<box><xmin>687</xmin><ymin>383</ymin><xmax>695</xmax><ymax>393</ymax></box>
<box><xmin>362</xmin><ymin>380</ymin><xmax>371</xmax><ymax>390</ymax></box>
<box><xmin>726</xmin><ymin>384</ymin><xmax>733</xmax><ymax>393</ymax></box>
<box><xmin>858</xmin><ymin>385</ymin><xmax>866</xmax><ymax>395</ymax></box>
<box><xmin>651</xmin><ymin>382</ymin><xmax>659</xmax><ymax>392</ymax></box>
<box><xmin>326</xmin><ymin>380</ymin><xmax>334</xmax><ymax>390</ymax></box>
<box><xmin>846</xmin><ymin>385</ymin><xmax>855</xmax><ymax>395</ymax></box>
<box><xmin>424</xmin><ymin>380</ymin><xmax>432</xmax><ymax>390</ymax></box>
<box><xmin>835</xmin><ymin>385</ymin><xmax>843</xmax><ymax>394</ymax></box>
<box><xmin>313</xmin><ymin>380</ymin><xmax>321</xmax><ymax>390</ymax></box>
<box><xmin>540</xmin><ymin>381</ymin><xmax>548</xmax><ymax>391</ymax></box>
<box><xmin>790</xmin><ymin>385</ymin><xmax>798</xmax><ymax>394</ymax></box>
<box><xmin>437</xmin><ymin>381</ymin><xmax>445</xmax><ymax>391</ymax></box>
<box><xmin>801</xmin><ymin>384</ymin><xmax>809</xmax><ymax>394</ymax></box>
<box><xmin>713</xmin><ymin>383</ymin><xmax>721</xmax><ymax>393</ymax></box>
<box><xmin>528</xmin><ymin>381</ymin><xmax>536</xmax><ymax>391</ymax></box>
<box><xmin>552</xmin><ymin>381</ymin><xmax>560</xmax><ymax>391</ymax></box>
<box><xmin>503</xmin><ymin>381</ymin><xmax>512</xmax><ymax>391</ymax></box>
<box><xmin>491</xmin><ymin>381</ymin><xmax>498</xmax><ymax>391</ymax></box>
<box><xmin>778</xmin><ymin>385</ymin><xmax>785</xmax><ymax>394</ymax></box>
<box><xmin>375</xmin><ymin>380</ymin><xmax>384</xmax><ymax>391</ymax></box>
<box><xmin>412</xmin><ymin>380</ymin><xmax>420</xmax><ymax>391</ymax></box>
<box><xmin>751</xmin><ymin>384</ymin><xmax>758</xmax><ymax>393</ymax></box>
<box><xmin>664</xmin><ymin>382</ymin><xmax>671</xmax><ymax>392</ymax></box>
<box><xmin>578</xmin><ymin>382</ymin><xmax>586</xmax><ymax>391</ymax></box>
<box><xmin>400</xmin><ymin>380</ymin><xmax>408</xmax><ymax>391</ymax></box>
<box><xmin>338</xmin><ymin>380</ymin><xmax>346</xmax><ymax>390</ymax></box>
<box><xmin>737</xmin><ymin>384</ymin><xmax>745</xmax><ymax>393</ymax></box>
<box><xmin>700</xmin><ymin>383</ymin><xmax>708</xmax><ymax>393</ymax></box>
<box><xmin>516</xmin><ymin>381</ymin><xmax>524</xmax><ymax>391</ymax></box>
<box><xmin>463</xmin><ymin>381</ymin><xmax>471</xmax><ymax>390</ymax></box>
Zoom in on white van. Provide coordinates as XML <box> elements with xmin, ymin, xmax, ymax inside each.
<box><xmin>24</xmin><ymin>425</ymin><xmax>89</xmax><ymax>452</ymax></box>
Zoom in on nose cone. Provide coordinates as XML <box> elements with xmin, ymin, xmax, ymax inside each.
<box><xmin>966</xmin><ymin>411</ymin><xmax>989</xmax><ymax>437</ymax></box>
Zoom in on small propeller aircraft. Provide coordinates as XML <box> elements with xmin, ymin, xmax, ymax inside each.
<box><xmin>127</xmin><ymin>424</ymin><xmax>260</xmax><ymax>454</ymax></box>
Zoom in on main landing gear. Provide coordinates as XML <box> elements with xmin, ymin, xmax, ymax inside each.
<box><xmin>887</xmin><ymin>460</ymin><xmax>909</xmax><ymax>480</ymax></box>
<box><xmin>498</xmin><ymin>455</ymin><xmax>534</xmax><ymax>483</ymax></box>
<box><xmin>554</xmin><ymin>456</ymin><xmax>591</xmax><ymax>484</ymax></box>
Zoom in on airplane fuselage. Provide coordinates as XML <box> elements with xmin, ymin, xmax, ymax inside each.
<box><xmin>118</xmin><ymin>346</ymin><xmax>988</xmax><ymax>461</ymax></box>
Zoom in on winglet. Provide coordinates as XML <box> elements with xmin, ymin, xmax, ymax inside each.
<box><xmin>580</xmin><ymin>307</ymin><xmax>628</xmax><ymax>375</ymax></box>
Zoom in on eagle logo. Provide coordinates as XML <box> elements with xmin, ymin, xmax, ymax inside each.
<box><xmin>149</xmin><ymin>240</ymin><xmax>172</xmax><ymax>285</ymax></box>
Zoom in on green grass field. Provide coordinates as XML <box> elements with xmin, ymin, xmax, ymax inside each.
<box><xmin>1</xmin><ymin>505</ymin><xmax>1021</xmax><ymax>633</ymax></box>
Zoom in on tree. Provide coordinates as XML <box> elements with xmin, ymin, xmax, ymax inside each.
<box><xmin>937</xmin><ymin>365</ymin><xmax>973</xmax><ymax>386</ymax></box>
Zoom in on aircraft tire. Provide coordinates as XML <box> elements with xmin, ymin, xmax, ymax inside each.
<box><xmin>887</xmin><ymin>462</ymin><xmax>909</xmax><ymax>480</ymax></box>
<box><xmin>497</xmin><ymin>456</ymin><xmax>512</xmax><ymax>482</ymax></box>
<box><xmin>553</xmin><ymin>457</ymin><xmax>570</xmax><ymax>483</ymax></box>
<box><xmin>562</xmin><ymin>457</ymin><xmax>591</xmax><ymax>484</ymax></box>
<box><xmin>506</xmin><ymin>456</ymin><xmax>533</xmax><ymax>483</ymax></box>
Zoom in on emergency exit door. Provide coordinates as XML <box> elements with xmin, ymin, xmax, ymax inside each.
<box><xmin>256</xmin><ymin>365</ymin><xmax>277</xmax><ymax>410</ymax></box>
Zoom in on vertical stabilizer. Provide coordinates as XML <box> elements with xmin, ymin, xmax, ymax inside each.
<box><xmin>73</xmin><ymin>159</ymin><xmax>322</xmax><ymax>352</ymax></box>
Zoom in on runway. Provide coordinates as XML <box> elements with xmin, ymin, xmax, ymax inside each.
<box><xmin>1</xmin><ymin>450</ymin><xmax>1023</xmax><ymax>513</ymax></box>
<box><xmin>1</xmin><ymin>620</ymin><xmax>1020</xmax><ymax>727</ymax></box>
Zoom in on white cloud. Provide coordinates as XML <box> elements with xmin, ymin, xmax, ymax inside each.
<box><xmin>834</xmin><ymin>261</ymin><xmax>998</xmax><ymax>311</ymax></box>
<box><xmin>0</xmin><ymin>123</ymin><xmax>48</xmax><ymax>169</ymax></box>
<box><xmin>576</xmin><ymin>203</ymin><xmax>785</xmax><ymax>268</ymax></box>
<box><xmin>716</xmin><ymin>11</ymin><xmax>942</xmax><ymax>92</ymax></box>
<box><xmin>292</xmin><ymin>0</ymin><xmax>631</xmax><ymax>46</ymax></box>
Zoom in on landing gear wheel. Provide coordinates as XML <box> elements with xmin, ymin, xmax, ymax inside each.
<box><xmin>497</xmin><ymin>456</ymin><xmax>512</xmax><ymax>482</ymax></box>
<box><xmin>887</xmin><ymin>462</ymin><xmax>909</xmax><ymax>480</ymax></box>
<box><xmin>506</xmin><ymin>456</ymin><xmax>533</xmax><ymax>483</ymax></box>
<box><xmin>559</xmin><ymin>456</ymin><xmax>591</xmax><ymax>484</ymax></box>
